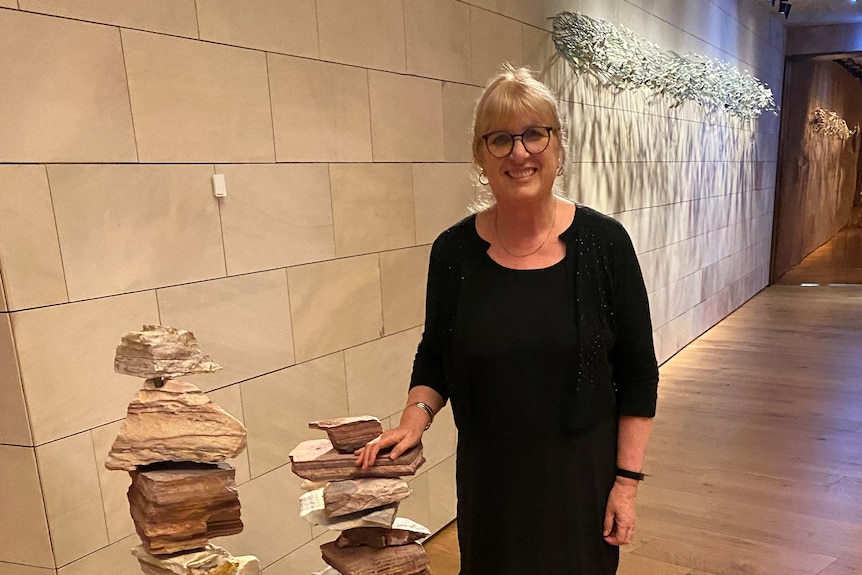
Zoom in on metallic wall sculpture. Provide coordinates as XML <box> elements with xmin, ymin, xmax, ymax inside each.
<box><xmin>810</xmin><ymin>107</ymin><xmax>858</xmax><ymax>140</ymax></box>
<box><xmin>551</xmin><ymin>11</ymin><xmax>778</xmax><ymax>121</ymax></box>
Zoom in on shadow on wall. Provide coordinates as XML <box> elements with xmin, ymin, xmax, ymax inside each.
<box><xmin>542</xmin><ymin>53</ymin><xmax>763</xmax><ymax>230</ymax></box>
<box><xmin>530</xmin><ymin>53</ymin><xmax>772</xmax><ymax>362</ymax></box>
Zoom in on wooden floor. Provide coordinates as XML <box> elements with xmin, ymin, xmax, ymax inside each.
<box><xmin>424</xmin><ymin>225</ymin><xmax>862</xmax><ymax>574</ymax></box>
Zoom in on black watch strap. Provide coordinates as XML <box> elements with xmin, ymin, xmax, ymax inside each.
<box><xmin>616</xmin><ymin>468</ymin><xmax>646</xmax><ymax>481</ymax></box>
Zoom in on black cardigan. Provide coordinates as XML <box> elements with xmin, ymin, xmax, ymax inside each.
<box><xmin>409</xmin><ymin>205</ymin><xmax>659</xmax><ymax>431</ymax></box>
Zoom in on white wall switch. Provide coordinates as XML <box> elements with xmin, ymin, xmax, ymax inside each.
<box><xmin>212</xmin><ymin>173</ymin><xmax>227</xmax><ymax>197</ymax></box>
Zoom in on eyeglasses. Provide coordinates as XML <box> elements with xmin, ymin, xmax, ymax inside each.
<box><xmin>482</xmin><ymin>126</ymin><xmax>553</xmax><ymax>158</ymax></box>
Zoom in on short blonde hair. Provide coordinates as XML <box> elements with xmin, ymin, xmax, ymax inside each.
<box><xmin>471</xmin><ymin>64</ymin><xmax>566</xmax><ymax>168</ymax></box>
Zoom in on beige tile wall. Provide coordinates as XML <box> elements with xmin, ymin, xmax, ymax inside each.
<box><xmin>122</xmin><ymin>30</ymin><xmax>274</xmax><ymax>163</ymax></box>
<box><xmin>196</xmin><ymin>0</ymin><xmax>319</xmax><ymax>57</ymax></box>
<box><xmin>158</xmin><ymin>270</ymin><xmax>296</xmax><ymax>391</ymax></box>
<box><xmin>36</xmin><ymin>432</ymin><xmax>109</xmax><ymax>567</ymax></box>
<box><xmin>0</xmin><ymin>10</ymin><xmax>137</xmax><ymax>162</ymax></box>
<box><xmin>330</xmin><ymin>164</ymin><xmax>416</xmax><ymax>257</ymax></box>
<box><xmin>0</xmin><ymin>446</ymin><xmax>53</xmax><ymax>568</ymax></box>
<box><xmin>316</xmin><ymin>0</ymin><xmax>406</xmax><ymax>72</ymax></box>
<box><xmin>369</xmin><ymin>72</ymin><xmax>445</xmax><ymax>162</ymax></box>
<box><xmin>18</xmin><ymin>0</ymin><xmax>198</xmax><ymax>37</ymax></box>
<box><xmin>0</xmin><ymin>1</ymin><xmax>783</xmax><ymax>572</ymax></box>
<box><xmin>0</xmin><ymin>166</ymin><xmax>66</xmax><ymax>309</ymax></box>
<box><xmin>48</xmin><ymin>164</ymin><xmax>225</xmax><ymax>301</ymax></box>
<box><xmin>11</xmin><ymin>292</ymin><xmax>160</xmax><ymax>445</ymax></box>
<box><xmin>269</xmin><ymin>55</ymin><xmax>372</xmax><ymax>163</ymax></box>
<box><xmin>0</xmin><ymin>312</ymin><xmax>30</xmax><ymax>446</ymax></box>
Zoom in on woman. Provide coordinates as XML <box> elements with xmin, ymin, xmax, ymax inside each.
<box><xmin>356</xmin><ymin>65</ymin><xmax>658</xmax><ymax>574</ymax></box>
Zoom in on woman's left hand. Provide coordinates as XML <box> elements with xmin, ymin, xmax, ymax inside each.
<box><xmin>603</xmin><ymin>478</ymin><xmax>639</xmax><ymax>546</ymax></box>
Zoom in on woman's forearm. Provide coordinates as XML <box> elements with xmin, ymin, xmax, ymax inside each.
<box><xmin>616</xmin><ymin>415</ymin><xmax>653</xmax><ymax>475</ymax></box>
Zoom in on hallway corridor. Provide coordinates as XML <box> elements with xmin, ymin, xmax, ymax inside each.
<box><xmin>424</xmin><ymin>232</ymin><xmax>862</xmax><ymax>574</ymax></box>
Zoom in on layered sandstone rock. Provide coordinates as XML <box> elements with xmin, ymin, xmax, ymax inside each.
<box><xmin>308</xmin><ymin>417</ymin><xmax>383</xmax><ymax>453</ymax></box>
<box><xmin>289</xmin><ymin>439</ymin><xmax>424</xmax><ymax>482</ymax></box>
<box><xmin>323</xmin><ymin>478</ymin><xmax>410</xmax><ymax>517</ymax></box>
<box><xmin>335</xmin><ymin>518</ymin><xmax>430</xmax><ymax>549</ymax></box>
<box><xmin>128</xmin><ymin>463</ymin><xmax>243</xmax><ymax>555</ymax></box>
<box><xmin>115</xmin><ymin>325</ymin><xmax>222</xmax><ymax>379</ymax></box>
<box><xmin>106</xmin><ymin>379</ymin><xmax>247</xmax><ymax>471</ymax></box>
<box><xmin>320</xmin><ymin>541</ymin><xmax>430</xmax><ymax>575</ymax></box>
<box><xmin>132</xmin><ymin>544</ymin><xmax>259</xmax><ymax>575</ymax></box>
<box><xmin>300</xmin><ymin>488</ymin><xmax>398</xmax><ymax>529</ymax></box>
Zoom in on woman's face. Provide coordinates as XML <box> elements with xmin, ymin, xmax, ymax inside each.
<box><xmin>478</xmin><ymin>113</ymin><xmax>560</xmax><ymax>205</ymax></box>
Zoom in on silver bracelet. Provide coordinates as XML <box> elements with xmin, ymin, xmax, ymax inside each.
<box><xmin>406</xmin><ymin>401</ymin><xmax>434</xmax><ymax>430</ymax></box>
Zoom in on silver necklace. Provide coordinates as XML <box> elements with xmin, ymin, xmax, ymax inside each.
<box><xmin>494</xmin><ymin>201</ymin><xmax>558</xmax><ymax>258</ymax></box>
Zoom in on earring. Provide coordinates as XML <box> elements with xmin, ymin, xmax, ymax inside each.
<box><xmin>556</xmin><ymin>164</ymin><xmax>564</xmax><ymax>176</ymax></box>
<box><xmin>478</xmin><ymin>170</ymin><xmax>489</xmax><ymax>185</ymax></box>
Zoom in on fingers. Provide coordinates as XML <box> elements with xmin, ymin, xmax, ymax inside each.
<box><xmin>354</xmin><ymin>430</ymin><xmax>404</xmax><ymax>469</ymax></box>
<box><xmin>602</xmin><ymin>509</ymin><xmax>614</xmax><ymax>538</ymax></box>
<box><xmin>354</xmin><ymin>435</ymin><xmax>379</xmax><ymax>469</ymax></box>
<box><xmin>389</xmin><ymin>433</ymin><xmax>419</xmax><ymax>459</ymax></box>
<box><xmin>353</xmin><ymin>425</ymin><xmax>424</xmax><ymax>470</ymax></box>
<box><xmin>603</xmin><ymin>522</ymin><xmax>635</xmax><ymax>546</ymax></box>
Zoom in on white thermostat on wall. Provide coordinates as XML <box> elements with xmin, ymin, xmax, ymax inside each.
<box><xmin>212</xmin><ymin>174</ymin><xmax>227</xmax><ymax>198</ymax></box>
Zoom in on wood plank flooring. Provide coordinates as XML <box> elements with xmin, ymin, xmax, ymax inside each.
<box><xmin>424</xmin><ymin>226</ymin><xmax>862</xmax><ymax>574</ymax></box>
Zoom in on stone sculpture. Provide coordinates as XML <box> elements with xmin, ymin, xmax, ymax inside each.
<box><xmin>291</xmin><ymin>416</ymin><xmax>432</xmax><ymax>575</ymax></box>
<box><xmin>106</xmin><ymin>325</ymin><xmax>258</xmax><ymax>575</ymax></box>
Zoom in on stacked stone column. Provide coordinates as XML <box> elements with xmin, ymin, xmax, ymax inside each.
<box><xmin>105</xmin><ymin>325</ymin><xmax>259</xmax><ymax>575</ymax></box>
<box><xmin>290</xmin><ymin>417</ymin><xmax>433</xmax><ymax>575</ymax></box>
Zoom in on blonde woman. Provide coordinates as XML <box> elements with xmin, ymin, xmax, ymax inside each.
<box><xmin>357</xmin><ymin>66</ymin><xmax>658</xmax><ymax>575</ymax></box>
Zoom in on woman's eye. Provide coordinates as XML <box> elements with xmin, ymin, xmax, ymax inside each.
<box><xmin>491</xmin><ymin>133</ymin><xmax>511</xmax><ymax>147</ymax></box>
<box><xmin>524</xmin><ymin>128</ymin><xmax>545</xmax><ymax>142</ymax></box>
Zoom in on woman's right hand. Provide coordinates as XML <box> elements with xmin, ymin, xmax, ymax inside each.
<box><xmin>354</xmin><ymin>418</ymin><xmax>425</xmax><ymax>470</ymax></box>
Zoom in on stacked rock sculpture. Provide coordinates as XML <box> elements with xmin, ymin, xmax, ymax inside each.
<box><xmin>106</xmin><ymin>325</ymin><xmax>259</xmax><ymax>575</ymax></box>
<box><xmin>291</xmin><ymin>417</ymin><xmax>433</xmax><ymax>575</ymax></box>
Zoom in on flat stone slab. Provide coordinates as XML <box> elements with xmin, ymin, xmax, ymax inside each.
<box><xmin>323</xmin><ymin>478</ymin><xmax>410</xmax><ymax>517</ymax></box>
<box><xmin>336</xmin><ymin>518</ymin><xmax>431</xmax><ymax>549</ymax></box>
<box><xmin>309</xmin><ymin>416</ymin><xmax>383</xmax><ymax>453</ymax></box>
<box><xmin>105</xmin><ymin>379</ymin><xmax>247</xmax><ymax>471</ymax></box>
<box><xmin>115</xmin><ymin>325</ymin><xmax>222</xmax><ymax>379</ymax></box>
<box><xmin>289</xmin><ymin>439</ymin><xmax>424</xmax><ymax>482</ymax></box>
<box><xmin>320</xmin><ymin>541</ymin><xmax>429</xmax><ymax>575</ymax></box>
<box><xmin>300</xmin><ymin>488</ymin><xmax>398</xmax><ymax>530</ymax></box>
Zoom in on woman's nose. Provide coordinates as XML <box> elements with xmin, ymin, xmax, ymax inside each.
<box><xmin>509</xmin><ymin>137</ymin><xmax>530</xmax><ymax>158</ymax></box>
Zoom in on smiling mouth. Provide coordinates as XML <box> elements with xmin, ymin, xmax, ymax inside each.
<box><xmin>507</xmin><ymin>168</ymin><xmax>537</xmax><ymax>179</ymax></box>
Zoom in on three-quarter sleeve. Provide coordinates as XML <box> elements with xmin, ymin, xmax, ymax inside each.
<box><xmin>409</xmin><ymin>238</ymin><xmax>450</xmax><ymax>403</ymax></box>
<box><xmin>609</xmin><ymin>226</ymin><xmax>659</xmax><ymax>417</ymax></box>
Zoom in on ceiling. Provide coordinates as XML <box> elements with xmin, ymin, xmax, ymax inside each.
<box><xmin>761</xmin><ymin>0</ymin><xmax>862</xmax><ymax>27</ymax></box>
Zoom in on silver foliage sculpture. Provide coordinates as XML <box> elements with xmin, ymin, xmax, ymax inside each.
<box><xmin>551</xmin><ymin>11</ymin><xmax>777</xmax><ymax>121</ymax></box>
<box><xmin>810</xmin><ymin>108</ymin><xmax>858</xmax><ymax>140</ymax></box>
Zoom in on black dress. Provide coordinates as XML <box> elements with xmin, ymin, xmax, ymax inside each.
<box><xmin>408</xmin><ymin>207</ymin><xmax>659</xmax><ymax>575</ymax></box>
<box><xmin>456</xmin><ymin>254</ymin><xmax>619</xmax><ymax>575</ymax></box>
